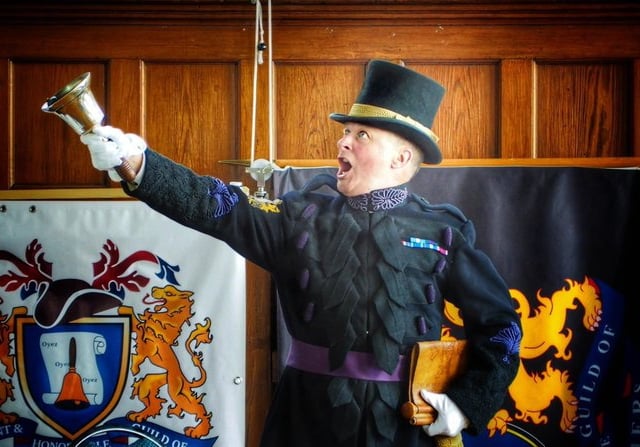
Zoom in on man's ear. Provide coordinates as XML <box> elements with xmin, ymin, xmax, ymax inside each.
<box><xmin>391</xmin><ymin>146</ymin><xmax>414</xmax><ymax>169</ymax></box>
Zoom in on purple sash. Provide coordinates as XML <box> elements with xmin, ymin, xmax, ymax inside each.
<box><xmin>286</xmin><ymin>338</ymin><xmax>408</xmax><ymax>382</ymax></box>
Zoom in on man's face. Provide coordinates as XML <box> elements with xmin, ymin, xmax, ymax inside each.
<box><xmin>336</xmin><ymin>122</ymin><xmax>402</xmax><ymax>197</ymax></box>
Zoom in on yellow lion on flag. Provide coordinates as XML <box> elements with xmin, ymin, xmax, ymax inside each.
<box><xmin>444</xmin><ymin>277</ymin><xmax>602</xmax><ymax>436</ymax></box>
<box><xmin>128</xmin><ymin>285</ymin><xmax>213</xmax><ymax>438</ymax></box>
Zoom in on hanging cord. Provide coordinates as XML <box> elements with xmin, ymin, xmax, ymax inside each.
<box><xmin>267</xmin><ymin>0</ymin><xmax>275</xmax><ymax>162</ymax></box>
<box><xmin>250</xmin><ymin>0</ymin><xmax>265</xmax><ymax>164</ymax></box>
<box><xmin>247</xmin><ymin>0</ymin><xmax>274</xmax><ymax>199</ymax></box>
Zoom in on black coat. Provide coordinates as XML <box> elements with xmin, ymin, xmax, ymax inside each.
<box><xmin>127</xmin><ymin>149</ymin><xmax>521</xmax><ymax>447</ymax></box>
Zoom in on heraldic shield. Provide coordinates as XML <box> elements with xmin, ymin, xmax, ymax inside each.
<box><xmin>15</xmin><ymin>311</ymin><xmax>131</xmax><ymax>440</ymax></box>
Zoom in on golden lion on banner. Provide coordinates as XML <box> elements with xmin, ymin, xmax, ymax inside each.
<box><xmin>444</xmin><ymin>277</ymin><xmax>602</xmax><ymax>437</ymax></box>
<box><xmin>0</xmin><ymin>305</ymin><xmax>26</xmax><ymax>424</ymax></box>
<box><xmin>128</xmin><ymin>285</ymin><xmax>213</xmax><ymax>438</ymax></box>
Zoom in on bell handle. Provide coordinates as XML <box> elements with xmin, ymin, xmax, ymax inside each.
<box><xmin>115</xmin><ymin>158</ymin><xmax>138</xmax><ymax>183</ymax></box>
<box><xmin>68</xmin><ymin>337</ymin><xmax>77</xmax><ymax>369</ymax></box>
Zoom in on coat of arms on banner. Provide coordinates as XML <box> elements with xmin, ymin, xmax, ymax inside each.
<box><xmin>15</xmin><ymin>313</ymin><xmax>131</xmax><ymax>440</ymax></box>
<box><xmin>0</xmin><ymin>235</ymin><xmax>231</xmax><ymax>447</ymax></box>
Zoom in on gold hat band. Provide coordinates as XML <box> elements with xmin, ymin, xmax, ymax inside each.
<box><xmin>347</xmin><ymin>103</ymin><xmax>439</xmax><ymax>143</ymax></box>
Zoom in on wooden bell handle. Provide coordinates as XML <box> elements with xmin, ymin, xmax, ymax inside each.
<box><xmin>115</xmin><ymin>158</ymin><xmax>138</xmax><ymax>183</ymax></box>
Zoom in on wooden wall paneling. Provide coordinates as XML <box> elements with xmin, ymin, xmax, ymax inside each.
<box><xmin>237</xmin><ymin>58</ymin><xmax>271</xmax><ymax>163</ymax></box>
<box><xmin>14</xmin><ymin>62</ymin><xmax>109</xmax><ymax>188</ymax></box>
<box><xmin>535</xmin><ymin>61</ymin><xmax>631</xmax><ymax>158</ymax></box>
<box><xmin>103</xmin><ymin>59</ymin><xmax>144</xmax><ymax>189</ymax></box>
<box><xmin>272</xmin><ymin>24</ymin><xmax>640</xmax><ymax>62</ymax></box>
<box><xmin>274</xmin><ymin>62</ymin><xmax>365</xmax><ymax>161</ymax></box>
<box><xmin>415</xmin><ymin>62</ymin><xmax>499</xmax><ymax>160</ymax></box>
<box><xmin>243</xmin><ymin>261</ymin><xmax>271</xmax><ymax>447</ymax></box>
<box><xmin>108</xmin><ymin>59</ymin><xmax>144</xmax><ymax>139</ymax></box>
<box><xmin>0</xmin><ymin>2</ymin><xmax>638</xmax><ymax>24</ymax></box>
<box><xmin>0</xmin><ymin>25</ymin><xmax>256</xmax><ymax>62</ymax></box>
<box><xmin>500</xmin><ymin>59</ymin><xmax>534</xmax><ymax>158</ymax></box>
<box><xmin>143</xmin><ymin>62</ymin><xmax>238</xmax><ymax>178</ymax></box>
<box><xmin>634</xmin><ymin>59</ymin><xmax>640</xmax><ymax>156</ymax></box>
<box><xmin>0</xmin><ymin>58</ymin><xmax>9</xmax><ymax>189</ymax></box>
<box><xmin>273</xmin><ymin>61</ymin><xmax>500</xmax><ymax>162</ymax></box>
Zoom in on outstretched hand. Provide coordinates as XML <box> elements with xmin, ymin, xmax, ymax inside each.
<box><xmin>80</xmin><ymin>125</ymin><xmax>146</xmax><ymax>181</ymax></box>
<box><xmin>419</xmin><ymin>390</ymin><xmax>469</xmax><ymax>437</ymax></box>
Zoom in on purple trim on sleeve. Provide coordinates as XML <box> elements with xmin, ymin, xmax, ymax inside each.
<box><xmin>207</xmin><ymin>178</ymin><xmax>239</xmax><ymax>218</ymax></box>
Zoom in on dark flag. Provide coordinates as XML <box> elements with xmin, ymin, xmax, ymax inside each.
<box><xmin>273</xmin><ymin>166</ymin><xmax>640</xmax><ymax>447</ymax></box>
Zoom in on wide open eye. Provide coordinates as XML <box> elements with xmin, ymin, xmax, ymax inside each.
<box><xmin>356</xmin><ymin>130</ymin><xmax>370</xmax><ymax>142</ymax></box>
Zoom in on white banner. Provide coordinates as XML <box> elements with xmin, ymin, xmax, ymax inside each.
<box><xmin>0</xmin><ymin>201</ymin><xmax>245</xmax><ymax>447</ymax></box>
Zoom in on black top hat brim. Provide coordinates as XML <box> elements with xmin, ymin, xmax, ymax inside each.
<box><xmin>329</xmin><ymin>113</ymin><xmax>443</xmax><ymax>164</ymax></box>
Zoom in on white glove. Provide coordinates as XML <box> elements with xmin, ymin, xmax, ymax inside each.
<box><xmin>80</xmin><ymin>125</ymin><xmax>147</xmax><ymax>181</ymax></box>
<box><xmin>420</xmin><ymin>390</ymin><xmax>469</xmax><ymax>437</ymax></box>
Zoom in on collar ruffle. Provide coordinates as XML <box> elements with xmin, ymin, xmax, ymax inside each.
<box><xmin>346</xmin><ymin>185</ymin><xmax>409</xmax><ymax>212</ymax></box>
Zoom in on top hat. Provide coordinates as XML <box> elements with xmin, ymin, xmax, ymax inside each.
<box><xmin>330</xmin><ymin>60</ymin><xmax>445</xmax><ymax>164</ymax></box>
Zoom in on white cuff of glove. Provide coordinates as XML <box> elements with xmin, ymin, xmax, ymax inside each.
<box><xmin>420</xmin><ymin>390</ymin><xmax>470</xmax><ymax>437</ymax></box>
<box><xmin>80</xmin><ymin>125</ymin><xmax>146</xmax><ymax>181</ymax></box>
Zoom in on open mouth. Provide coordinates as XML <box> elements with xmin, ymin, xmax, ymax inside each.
<box><xmin>143</xmin><ymin>293</ymin><xmax>163</xmax><ymax>305</ymax></box>
<box><xmin>337</xmin><ymin>157</ymin><xmax>352</xmax><ymax>178</ymax></box>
